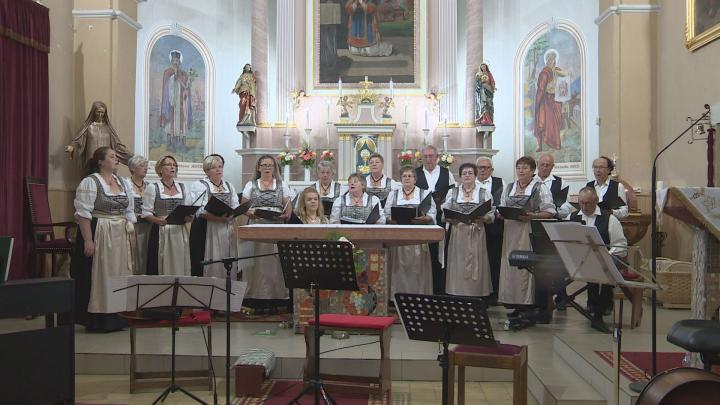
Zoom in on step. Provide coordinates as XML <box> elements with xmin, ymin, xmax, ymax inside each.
<box><xmin>527</xmin><ymin>352</ymin><xmax>606</xmax><ymax>405</ymax></box>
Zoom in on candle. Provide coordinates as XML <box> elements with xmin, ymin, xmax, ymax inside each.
<box><xmin>390</xmin><ymin>78</ymin><xmax>394</xmax><ymax>99</ymax></box>
<box><xmin>284</xmin><ymin>114</ymin><xmax>289</xmax><ymax>134</ymax></box>
<box><xmin>424</xmin><ymin>110</ymin><xmax>428</xmax><ymax>129</ymax></box>
<box><xmin>403</xmin><ymin>100</ymin><xmax>408</xmax><ymax>122</ymax></box>
<box><xmin>338</xmin><ymin>77</ymin><xmax>343</xmax><ymax>98</ymax></box>
<box><xmin>364</xmin><ymin>75</ymin><xmax>368</xmax><ymax>82</ymax></box>
<box><xmin>326</xmin><ymin>99</ymin><xmax>331</xmax><ymax>122</ymax></box>
<box><xmin>306</xmin><ymin>109</ymin><xmax>310</xmax><ymax>129</ymax></box>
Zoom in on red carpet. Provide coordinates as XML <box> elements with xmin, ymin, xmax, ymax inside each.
<box><xmin>235</xmin><ymin>380</ymin><xmax>392</xmax><ymax>404</ymax></box>
<box><xmin>595</xmin><ymin>351</ymin><xmax>685</xmax><ymax>382</ymax></box>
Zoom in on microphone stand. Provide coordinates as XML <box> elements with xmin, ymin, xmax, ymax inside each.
<box><xmin>200</xmin><ymin>251</ymin><xmax>279</xmax><ymax>405</ymax></box>
<box><xmin>628</xmin><ymin>104</ymin><xmax>711</xmax><ymax>393</ymax></box>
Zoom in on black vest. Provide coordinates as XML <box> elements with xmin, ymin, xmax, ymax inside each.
<box><xmin>550</xmin><ymin>175</ymin><xmax>563</xmax><ymax>200</ymax></box>
<box><xmin>416</xmin><ymin>166</ymin><xmax>451</xmax><ymax>200</ymax></box>
<box><xmin>586</xmin><ymin>179</ymin><xmax>620</xmax><ymax>206</ymax></box>
<box><xmin>570</xmin><ymin>211</ymin><xmax>611</xmax><ymax>245</ymax></box>
<box><xmin>490</xmin><ymin>176</ymin><xmax>503</xmax><ymax>207</ymax></box>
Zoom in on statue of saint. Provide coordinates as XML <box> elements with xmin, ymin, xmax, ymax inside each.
<box><xmin>337</xmin><ymin>95</ymin><xmax>354</xmax><ymax>118</ymax></box>
<box><xmin>65</xmin><ymin>101</ymin><xmax>133</xmax><ymax>165</ymax></box>
<box><xmin>232</xmin><ymin>64</ymin><xmax>257</xmax><ymax>127</ymax></box>
<box><xmin>474</xmin><ymin>63</ymin><xmax>496</xmax><ymax>126</ymax></box>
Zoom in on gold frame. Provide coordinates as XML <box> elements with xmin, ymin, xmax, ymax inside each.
<box><xmin>686</xmin><ymin>0</ymin><xmax>720</xmax><ymax>51</ymax></box>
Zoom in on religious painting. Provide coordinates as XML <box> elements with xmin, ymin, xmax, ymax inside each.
<box><xmin>146</xmin><ymin>32</ymin><xmax>207</xmax><ymax>165</ymax></box>
<box><xmin>517</xmin><ymin>23</ymin><xmax>586</xmax><ymax>177</ymax></box>
<box><xmin>354</xmin><ymin>135</ymin><xmax>378</xmax><ymax>173</ymax></box>
<box><xmin>686</xmin><ymin>0</ymin><xmax>720</xmax><ymax>51</ymax></box>
<box><xmin>308</xmin><ymin>0</ymin><xmax>426</xmax><ymax>93</ymax></box>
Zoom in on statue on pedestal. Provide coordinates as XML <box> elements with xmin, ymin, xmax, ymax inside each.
<box><xmin>474</xmin><ymin>63</ymin><xmax>496</xmax><ymax>126</ymax></box>
<box><xmin>337</xmin><ymin>95</ymin><xmax>354</xmax><ymax>119</ymax></box>
<box><xmin>232</xmin><ymin>63</ymin><xmax>257</xmax><ymax>127</ymax></box>
<box><xmin>65</xmin><ymin>101</ymin><xmax>133</xmax><ymax>165</ymax></box>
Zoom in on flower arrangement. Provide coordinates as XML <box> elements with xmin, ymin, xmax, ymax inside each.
<box><xmin>298</xmin><ymin>146</ymin><xmax>317</xmax><ymax>169</ymax></box>
<box><xmin>439</xmin><ymin>152</ymin><xmax>454</xmax><ymax>168</ymax></box>
<box><xmin>397</xmin><ymin>150</ymin><xmax>416</xmax><ymax>166</ymax></box>
<box><xmin>319</xmin><ymin>150</ymin><xmax>334</xmax><ymax>162</ymax></box>
<box><xmin>277</xmin><ymin>151</ymin><xmax>295</xmax><ymax>168</ymax></box>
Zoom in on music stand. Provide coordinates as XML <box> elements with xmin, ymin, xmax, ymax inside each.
<box><xmin>276</xmin><ymin>240</ymin><xmax>359</xmax><ymax>405</ymax></box>
<box><xmin>542</xmin><ymin>222</ymin><xmax>658</xmax><ymax>405</ymax></box>
<box><xmin>110</xmin><ymin>275</ymin><xmax>246</xmax><ymax>405</ymax></box>
<box><xmin>394</xmin><ymin>293</ymin><xmax>497</xmax><ymax>405</ymax></box>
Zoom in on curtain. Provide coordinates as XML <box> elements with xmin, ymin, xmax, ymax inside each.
<box><xmin>0</xmin><ymin>0</ymin><xmax>50</xmax><ymax>280</ymax></box>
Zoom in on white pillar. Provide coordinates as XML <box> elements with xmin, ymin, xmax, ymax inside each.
<box><xmin>438</xmin><ymin>0</ymin><xmax>458</xmax><ymax>122</ymax></box>
<box><xmin>252</xmin><ymin>0</ymin><xmax>269</xmax><ymax>124</ymax></box>
<box><xmin>275</xmin><ymin>0</ymin><xmax>295</xmax><ymax>123</ymax></box>
<box><xmin>465</xmin><ymin>0</ymin><xmax>483</xmax><ymax>124</ymax></box>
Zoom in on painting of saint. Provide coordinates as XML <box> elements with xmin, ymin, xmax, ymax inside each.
<box><xmin>147</xmin><ymin>34</ymin><xmax>206</xmax><ymax>163</ymax></box>
<box><xmin>313</xmin><ymin>0</ymin><xmax>423</xmax><ymax>88</ymax></box>
<box><xmin>520</xmin><ymin>27</ymin><xmax>584</xmax><ymax>173</ymax></box>
<box><xmin>687</xmin><ymin>0</ymin><xmax>720</xmax><ymax>50</ymax></box>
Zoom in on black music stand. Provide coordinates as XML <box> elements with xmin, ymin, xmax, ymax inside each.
<box><xmin>276</xmin><ymin>240</ymin><xmax>359</xmax><ymax>405</ymax></box>
<box><xmin>113</xmin><ymin>275</ymin><xmax>245</xmax><ymax>405</ymax></box>
<box><xmin>394</xmin><ymin>293</ymin><xmax>498</xmax><ymax>405</ymax></box>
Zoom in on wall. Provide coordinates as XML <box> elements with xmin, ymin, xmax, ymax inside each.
<box><xmin>482</xmin><ymin>0</ymin><xmax>600</xmax><ymax>185</ymax></box>
<box><xmin>134</xmin><ymin>0</ymin><xmax>252</xmax><ymax>188</ymax></box>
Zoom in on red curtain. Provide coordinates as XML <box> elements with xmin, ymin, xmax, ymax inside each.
<box><xmin>0</xmin><ymin>0</ymin><xmax>50</xmax><ymax>280</ymax></box>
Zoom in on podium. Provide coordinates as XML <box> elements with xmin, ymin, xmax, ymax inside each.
<box><xmin>236</xmin><ymin>224</ymin><xmax>444</xmax><ymax>331</ymax></box>
<box><xmin>661</xmin><ymin>187</ymin><xmax>720</xmax><ymax>321</ymax></box>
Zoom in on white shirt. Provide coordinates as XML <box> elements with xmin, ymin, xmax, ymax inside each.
<box><xmin>500</xmin><ymin>178</ymin><xmax>557</xmax><ymax>216</ymax></box>
<box><xmin>190</xmin><ymin>177</ymin><xmax>240</xmax><ymax>216</ymax></box>
<box><xmin>74</xmin><ymin>173</ymin><xmax>136</xmax><ymax>222</ymax></box>
<box><xmin>535</xmin><ymin>174</ymin><xmax>573</xmax><ymax>219</ymax></box>
<box><xmin>442</xmin><ymin>185</ymin><xmax>495</xmax><ymax>224</ymax></box>
<box><xmin>565</xmin><ymin>206</ymin><xmax>627</xmax><ymax>257</ymax></box>
<box><xmin>142</xmin><ymin>181</ymin><xmax>191</xmax><ymax>218</ymax></box>
<box><xmin>366</xmin><ymin>174</ymin><xmax>401</xmax><ymax>191</ymax></box>
<box><xmin>476</xmin><ymin>176</ymin><xmax>505</xmax><ymax>205</ymax></box>
<box><xmin>241</xmin><ymin>179</ymin><xmax>293</xmax><ymax>205</ymax></box>
<box><xmin>314</xmin><ymin>180</ymin><xmax>348</xmax><ymax>200</ymax></box>
<box><xmin>384</xmin><ymin>187</ymin><xmax>437</xmax><ymax>224</ymax></box>
<box><xmin>329</xmin><ymin>193</ymin><xmax>387</xmax><ymax>224</ymax></box>
<box><xmin>591</xmin><ymin>179</ymin><xmax>629</xmax><ymax>219</ymax></box>
<box><xmin>423</xmin><ymin>165</ymin><xmax>456</xmax><ymax>192</ymax></box>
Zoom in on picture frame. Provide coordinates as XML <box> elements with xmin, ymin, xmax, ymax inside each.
<box><xmin>686</xmin><ymin>0</ymin><xmax>720</xmax><ymax>51</ymax></box>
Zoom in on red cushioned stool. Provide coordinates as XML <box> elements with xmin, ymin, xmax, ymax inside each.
<box><xmin>448</xmin><ymin>344</ymin><xmax>528</xmax><ymax>405</ymax></box>
<box><xmin>305</xmin><ymin>314</ymin><xmax>395</xmax><ymax>396</ymax></box>
<box><xmin>127</xmin><ymin>310</ymin><xmax>212</xmax><ymax>393</ymax></box>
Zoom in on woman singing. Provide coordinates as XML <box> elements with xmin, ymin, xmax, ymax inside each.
<box><xmin>364</xmin><ymin>153</ymin><xmax>400</xmax><ymax>207</ymax></box>
<box><xmin>330</xmin><ymin>172</ymin><xmax>386</xmax><ymax>224</ymax></box>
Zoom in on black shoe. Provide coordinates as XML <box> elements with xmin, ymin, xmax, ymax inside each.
<box><xmin>519</xmin><ymin>308</ymin><xmax>551</xmax><ymax>324</ymax></box>
<box><xmin>603</xmin><ymin>302</ymin><xmax>614</xmax><ymax>316</ymax></box>
<box><xmin>507</xmin><ymin>309</ymin><xmax>522</xmax><ymax>318</ymax></box>
<box><xmin>590</xmin><ymin>317</ymin><xmax>611</xmax><ymax>333</ymax></box>
<box><xmin>554</xmin><ymin>296</ymin><xmax>567</xmax><ymax>311</ymax></box>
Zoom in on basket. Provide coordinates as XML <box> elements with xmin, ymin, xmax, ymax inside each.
<box><xmin>655</xmin><ymin>258</ymin><xmax>692</xmax><ymax>309</ymax></box>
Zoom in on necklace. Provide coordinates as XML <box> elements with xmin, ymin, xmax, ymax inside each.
<box><xmin>515</xmin><ymin>180</ymin><xmax>531</xmax><ymax>195</ymax></box>
<box><xmin>259</xmin><ymin>178</ymin><xmax>274</xmax><ymax>190</ymax></box>
<box><xmin>370</xmin><ymin>173</ymin><xmax>383</xmax><ymax>186</ymax></box>
<box><xmin>319</xmin><ymin>182</ymin><xmax>332</xmax><ymax>196</ymax></box>
<box><xmin>402</xmin><ymin>186</ymin><xmax>416</xmax><ymax>200</ymax></box>
<box><xmin>462</xmin><ymin>184</ymin><xmax>475</xmax><ymax>199</ymax></box>
<box><xmin>131</xmin><ymin>178</ymin><xmax>145</xmax><ymax>191</ymax></box>
<box><xmin>161</xmin><ymin>179</ymin><xmax>176</xmax><ymax>192</ymax></box>
<box><xmin>209</xmin><ymin>178</ymin><xmax>224</xmax><ymax>191</ymax></box>
<box><xmin>307</xmin><ymin>215</ymin><xmax>321</xmax><ymax>224</ymax></box>
<box><xmin>349</xmin><ymin>193</ymin><xmax>363</xmax><ymax>205</ymax></box>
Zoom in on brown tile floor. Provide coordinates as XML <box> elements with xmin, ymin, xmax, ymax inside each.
<box><xmin>75</xmin><ymin>374</ymin><xmax>539</xmax><ymax>404</ymax></box>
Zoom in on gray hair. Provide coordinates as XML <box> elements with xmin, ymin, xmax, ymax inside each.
<box><xmin>475</xmin><ymin>156</ymin><xmax>493</xmax><ymax>167</ymax></box>
<box><xmin>422</xmin><ymin>145</ymin><xmax>439</xmax><ymax>155</ymax></box>
<box><xmin>128</xmin><ymin>155</ymin><xmax>148</xmax><ymax>172</ymax></box>
<box><xmin>316</xmin><ymin>160</ymin><xmax>336</xmax><ymax>175</ymax></box>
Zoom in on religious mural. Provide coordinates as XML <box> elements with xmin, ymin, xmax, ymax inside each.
<box><xmin>147</xmin><ymin>34</ymin><xmax>206</xmax><ymax>163</ymax></box>
<box><xmin>312</xmin><ymin>0</ymin><xmax>423</xmax><ymax>89</ymax></box>
<box><xmin>686</xmin><ymin>0</ymin><xmax>720</xmax><ymax>51</ymax></box>
<box><xmin>519</xmin><ymin>25</ymin><xmax>585</xmax><ymax>175</ymax></box>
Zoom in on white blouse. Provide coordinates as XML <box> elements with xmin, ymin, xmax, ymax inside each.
<box><xmin>141</xmin><ymin>181</ymin><xmax>191</xmax><ymax>218</ymax></box>
<box><xmin>441</xmin><ymin>185</ymin><xmax>494</xmax><ymax>224</ymax></box>
<box><xmin>330</xmin><ymin>193</ymin><xmax>387</xmax><ymax>224</ymax></box>
<box><xmin>384</xmin><ymin>187</ymin><xmax>437</xmax><ymax>224</ymax></box>
<box><xmin>314</xmin><ymin>180</ymin><xmax>348</xmax><ymax>199</ymax></box>
<box><xmin>190</xmin><ymin>177</ymin><xmax>240</xmax><ymax>216</ymax></box>
<box><xmin>366</xmin><ymin>174</ymin><xmax>401</xmax><ymax>191</ymax></box>
<box><xmin>241</xmin><ymin>179</ymin><xmax>293</xmax><ymax>203</ymax></box>
<box><xmin>500</xmin><ymin>178</ymin><xmax>556</xmax><ymax>215</ymax></box>
<box><xmin>74</xmin><ymin>173</ymin><xmax>136</xmax><ymax>222</ymax></box>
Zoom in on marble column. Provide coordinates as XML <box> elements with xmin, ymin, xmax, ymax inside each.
<box><xmin>275</xmin><ymin>0</ymin><xmax>295</xmax><ymax>124</ymax></box>
<box><xmin>252</xmin><ymin>0</ymin><xmax>268</xmax><ymax>125</ymax></box>
<box><xmin>465</xmin><ymin>0</ymin><xmax>483</xmax><ymax>125</ymax></box>
<box><xmin>437</xmin><ymin>0</ymin><xmax>457</xmax><ymax>122</ymax></box>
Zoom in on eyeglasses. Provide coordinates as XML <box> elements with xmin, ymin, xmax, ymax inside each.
<box><xmin>461</xmin><ymin>171</ymin><xmax>476</xmax><ymax>176</ymax></box>
<box><xmin>259</xmin><ymin>164</ymin><xmax>275</xmax><ymax>168</ymax></box>
<box><xmin>592</xmin><ymin>166</ymin><xmax>609</xmax><ymax>170</ymax></box>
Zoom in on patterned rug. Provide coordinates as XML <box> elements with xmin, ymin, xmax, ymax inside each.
<box><xmin>235</xmin><ymin>380</ymin><xmax>406</xmax><ymax>404</ymax></box>
<box><xmin>595</xmin><ymin>351</ymin><xmax>685</xmax><ymax>382</ymax></box>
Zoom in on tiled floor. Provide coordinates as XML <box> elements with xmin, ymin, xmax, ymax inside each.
<box><xmin>74</xmin><ymin>374</ymin><xmax>539</xmax><ymax>404</ymax></box>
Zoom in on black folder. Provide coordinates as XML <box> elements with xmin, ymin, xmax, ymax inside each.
<box><xmin>431</xmin><ymin>184</ymin><xmax>455</xmax><ymax>202</ymax></box>
<box><xmin>253</xmin><ymin>208</ymin><xmax>283</xmax><ymax>221</ymax></box>
<box><xmin>496</xmin><ymin>206</ymin><xmax>528</xmax><ymax>221</ymax></box>
<box><xmin>287</xmin><ymin>211</ymin><xmax>303</xmax><ymax>224</ymax></box>
<box><xmin>340</xmin><ymin>203</ymin><xmax>381</xmax><ymax>225</ymax></box>
<box><xmin>443</xmin><ymin>199</ymin><xmax>492</xmax><ymax>224</ymax></box>
<box><xmin>598</xmin><ymin>196</ymin><xmax>626</xmax><ymax>211</ymax></box>
<box><xmin>165</xmin><ymin>205</ymin><xmax>200</xmax><ymax>225</ymax></box>
<box><xmin>390</xmin><ymin>193</ymin><xmax>433</xmax><ymax>224</ymax></box>
<box><xmin>553</xmin><ymin>186</ymin><xmax>569</xmax><ymax>207</ymax></box>
<box><xmin>204</xmin><ymin>196</ymin><xmax>251</xmax><ymax>218</ymax></box>
<box><xmin>321</xmin><ymin>199</ymin><xmax>335</xmax><ymax>215</ymax></box>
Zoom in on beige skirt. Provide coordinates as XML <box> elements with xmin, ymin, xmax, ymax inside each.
<box><xmin>88</xmin><ymin>217</ymin><xmax>134</xmax><ymax>313</ymax></box>
<box><xmin>498</xmin><ymin>219</ymin><xmax>534</xmax><ymax>305</ymax></box>
<box><xmin>446</xmin><ymin>222</ymin><xmax>492</xmax><ymax>297</ymax></box>
<box><xmin>157</xmin><ymin>224</ymin><xmax>191</xmax><ymax>276</ymax></box>
<box><xmin>132</xmin><ymin>220</ymin><xmax>152</xmax><ymax>275</ymax></box>
<box><xmin>387</xmin><ymin>244</ymin><xmax>433</xmax><ymax>298</ymax></box>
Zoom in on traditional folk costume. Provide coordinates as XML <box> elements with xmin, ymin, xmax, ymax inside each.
<box><xmin>442</xmin><ymin>186</ymin><xmax>494</xmax><ymax>297</ymax></box>
<box><xmin>364</xmin><ymin>174</ymin><xmax>400</xmax><ymax>207</ymax></box>
<box><xmin>312</xmin><ymin>180</ymin><xmax>347</xmax><ymax>216</ymax></box>
<box><xmin>498</xmin><ymin>180</ymin><xmax>555</xmax><ymax>306</ymax></box>
<box><xmin>142</xmin><ymin>182</ymin><xmax>191</xmax><ymax>276</ymax></box>
<box><xmin>189</xmin><ymin>178</ymin><xmax>240</xmax><ymax>278</ymax></box>
<box><xmin>126</xmin><ymin>177</ymin><xmax>151</xmax><ymax>275</ymax></box>
<box><xmin>241</xmin><ymin>179</ymin><xmax>292</xmax><ymax>301</ymax></box>
<box><xmin>71</xmin><ymin>174</ymin><xmax>135</xmax><ymax>331</ymax></box>
<box><xmin>477</xmin><ymin>175</ymin><xmax>506</xmax><ymax>300</ymax></box>
<box><xmin>586</xmin><ymin>179</ymin><xmax>629</xmax><ymax>219</ymax></box>
<box><xmin>385</xmin><ymin>187</ymin><xmax>436</xmax><ymax>297</ymax></box>
<box><xmin>330</xmin><ymin>192</ymin><xmax>387</xmax><ymax>224</ymax></box>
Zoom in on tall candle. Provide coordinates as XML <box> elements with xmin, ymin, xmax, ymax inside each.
<box><xmin>326</xmin><ymin>99</ymin><xmax>331</xmax><ymax>122</ymax></box>
<box><xmin>403</xmin><ymin>100</ymin><xmax>408</xmax><ymax>122</ymax></box>
<box><xmin>364</xmin><ymin>75</ymin><xmax>368</xmax><ymax>82</ymax></box>
<box><xmin>338</xmin><ymin>77</ymin><xmax>343</xmax><ymax>98</ymax></box>
<box><xmin>306</xmin><ymin>109</ymin><xmax>310</xmax><ymax>129</ymax></box>
<box><xmin>390</xmin><ymin>78</ymin><xmax>394</xmax><ymax>99</ymax></box>
<box><xmin>424</xmin><ymin>110</ymin><xmax>428</xmax><ymax>129</ymax></box>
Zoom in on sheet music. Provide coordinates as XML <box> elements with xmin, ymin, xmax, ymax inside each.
<box><xmin>106</xmin><ymin>275</ymin><xmax>247</xmax><ymax>312</ymax></box>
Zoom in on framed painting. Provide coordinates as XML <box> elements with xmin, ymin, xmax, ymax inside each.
<box><xmin>306</xmin><ymin>0</ymin><xmax>427</xmax><ymax>95</ymax></box>
<box><xmin>142</xmin><ymin>25</ymin><xmax>215</xmax><ymax>179</ymax></box>
<box><xmin>515</xmin><ymin>21</ymin><xmax>587</xmax><ymax>179</ymax></box>
<box><xmin>686</xmin><ymin>0</ymin><xmax>720</xmax><ymax>51</ymax></box>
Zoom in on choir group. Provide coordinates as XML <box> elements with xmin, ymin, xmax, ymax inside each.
<box><xmin>70</xmin><ymin>145</ymin><xmax>627</xmax><ymax>333</ymax></box>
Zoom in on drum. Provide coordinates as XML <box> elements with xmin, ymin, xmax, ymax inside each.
<box><xmin>636</xmin><ymin>367</ymin><xmax>720</xmax><ymax>405</ymax></box>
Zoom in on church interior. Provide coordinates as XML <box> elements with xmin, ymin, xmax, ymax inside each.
<box><xmin>2</xmin><ymin>0</ymin><xmax>720</xmax><ymax>404</ymax></box>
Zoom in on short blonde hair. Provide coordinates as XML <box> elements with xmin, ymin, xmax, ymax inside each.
<box><xmin>154</xmin><ymin>155</ymin><xmax>178</xmax><ymax>176</ymax></box>
<box><xmin>203</xmin><ymin>154</ymin><xmax>224</xmax><ymax>172</ymax></box>
<box><xmin>347</xmin><ymin>172</ymin><xmax>367</xmax><ymax>192</ymax></box>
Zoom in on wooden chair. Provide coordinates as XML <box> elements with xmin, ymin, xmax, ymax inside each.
<box><xmin>448</xmin><ymin>344</ymin><xmax>528</xmax><ymax>405</ymax></box>
<box><xmin>127</xmin><ymin>310</ymin><xmax>213</xmax><ymax>393</ymax></box>
<box><xmin>24</xmin><ymin>176</ymin><xmax>75</xmax><ymax>278</ymax></box>
<box><xmin>304</xmin><ymin>314</ymin><xmax>395</xmax><ymax>396</ymax></box>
